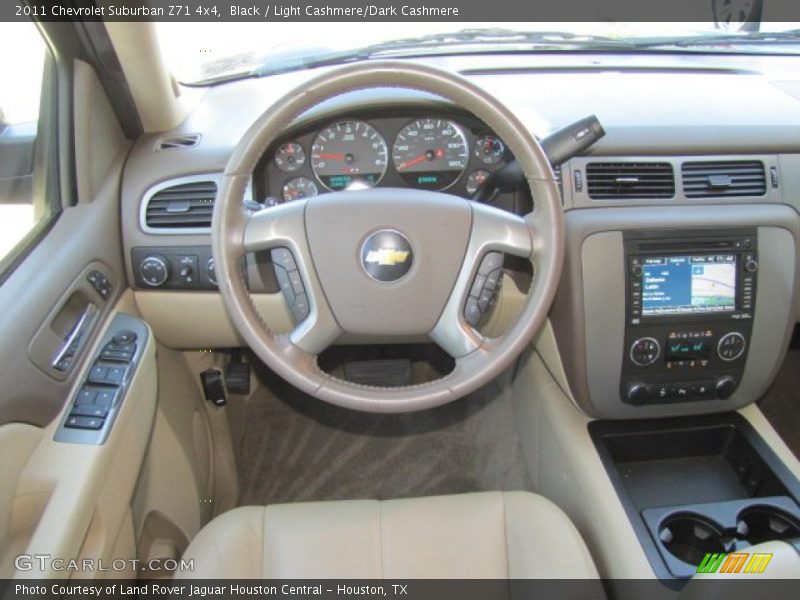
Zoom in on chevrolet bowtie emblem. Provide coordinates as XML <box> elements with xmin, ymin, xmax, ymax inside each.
<box><xmin>364</xmin><ymin>249</ymin><xmax>411</xmax><ymax>266</ymax></box>
<box><xmin>360</xmin><ymin>230</ymin><xmax>414</xmax><ymax>282</ymax></box>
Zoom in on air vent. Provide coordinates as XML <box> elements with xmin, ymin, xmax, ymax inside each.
<box><xmin>155</xmin><ymin>133</ymin><xmax>201</xmax><ymax>151</ymax></box>
<box><xmin>586</xmin><ymin>162</ymin><xmax>675</xmax><ymax>199</ymax></box>
<box><xmin>144</xmin><ymin>180</ymin><xmax>217</xmax><ymax>230</ymax></box>
<box><xmin>681</xmin><ymin>160</ymin><xmax>766</xmax><ymax>198</ymax></box>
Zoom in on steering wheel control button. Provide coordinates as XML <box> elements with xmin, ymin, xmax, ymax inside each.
<box><xmin>463</xmin><ymin>252</ymin><xmax>506</xmax><ymax>327</ymax></box>
<box><xmin>274</xmin><ymin>265</ymin><xmax>296</xmax><ymax>303</ymax></box>
<box><xmin>478</xmin><ymin>288</ymin><xmax>496</xmax><ymax>312</ymax></box>
<box><xmin>630</xmin><ymin>337</ymin><xmax>661</xmax><ymax>366</ymax></box>
<box><xmin>271</xmin><ymin>247</ymin><xmax>310</xmax><ymax>323</ymax></box>
<box><xmin>478</xmin><ymin>251</ymin><xmax>504</xmax><ymax>275</ymax></box>
<box><xmin>360</xmin><ymin>230</ymin><xmax>414</xmax><ymax>282</ymax></box>
<box><xmin>470</xmin><ymin>274</ymin><xmax>487</xmax><ymax>297</ymax></box>
<box><xmin>271</xmin><ymin>247</ymin><xmax>298</xmax><ymax>271</ymax></box>
<box><xmin>464</xmin><ymin>297</ymin><xmax>483</xmax><ymax>327</ymax></box>
<box><xmin>292</xmin><ymin>293</ymin><xmax>310</xmax><ymax>322</ymax></box>
<box><xmin>718</xmin><ymin>332</ymin><xmax>746</xmax><ymax>361</ymax></box>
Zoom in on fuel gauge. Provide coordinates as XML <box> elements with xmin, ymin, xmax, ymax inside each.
<box><xmin>282</xmin><ymin>177</ymin><xmax>318</xmax><ymax>202</ymax></box>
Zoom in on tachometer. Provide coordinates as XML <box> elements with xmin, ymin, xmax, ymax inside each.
<box><xmin>311</xmin><ymin>121</ymin><xmax>388</xmax><ymax>191</ymax></box>
<box><xmin>392</xmin><ymin>118</ymin><xmax>468</xmax><ymax>190</ymax></box>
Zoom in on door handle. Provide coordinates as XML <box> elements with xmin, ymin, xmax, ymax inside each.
<box><xmin>51</xmin><ymin>302</ymin><xmax>99</xmax><ymax>372</ymax></box>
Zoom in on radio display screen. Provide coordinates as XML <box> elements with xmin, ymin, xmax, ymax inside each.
<box><xmin>641</xmin><ymin>255</ymin><xmax>737</xmax><ymax>316</ymax></box>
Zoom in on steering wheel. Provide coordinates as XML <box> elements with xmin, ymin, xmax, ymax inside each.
<box><xmin>212</xmin><ymin>61</ymin><xmax>564</xmax><ymax>413</ymax></box>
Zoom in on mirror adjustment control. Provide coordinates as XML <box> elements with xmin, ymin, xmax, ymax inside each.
<box><xmin>139</xmin><ymin>255</ymin><xmax>169</xmax><ymax>287</ymax></box>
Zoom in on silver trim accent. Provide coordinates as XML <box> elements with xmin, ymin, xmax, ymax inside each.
<box><xmin>139</xmin><ymin>173</ymin><xmax>253</xmax><ymax>235</ymax></box>
<box><xmin>629</xmin><ymin>337</ymin><xmax>661</xmax><ymax>366</ymax></box>
<box><xmin>51</xmin><ymin>303</ymin><xmax>99</xmax><ymax>371</ymax></box>
<box><xmin>717</xmin><ymin>331</ymin><xmax>746</xmax><ymax>362</ymax></box>
<box><xmin>429</xmin><ymin>202</ymin><xmax>532</xmax><ymax>359</ymax></box>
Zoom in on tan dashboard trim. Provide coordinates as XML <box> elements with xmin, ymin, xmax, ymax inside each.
<box><xmin>134</xmin><ymin>292</ymin><xmax>293</xmax><ymax>349</ymax></box>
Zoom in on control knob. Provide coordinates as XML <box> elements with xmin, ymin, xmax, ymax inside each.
<box><xmin>744</xmin><ymin>258</ymin><xmax>759</xmax><ymax>273</ymax></box>
<box><xmin>206</xmin><ymin>258</ymin><xmax>217</xmax><ymax>286</ymax></box>
<box><xmin>718</xmin><ymin>332</ymin><xmax>746</xmax><ymax>361</ymax></box>
<box><xmin>139</xmin><ymin>255</ymin><xmax>169</xmax><ymax>287</ymax></box>
<box><xmin>630</xmin><ymin>337</ymin><xmax>660</xmax><ymax>366</ymax></box>
<box><xmin>715</xmin><ymin>376</ymin><xmax>737</xmax><ymax>400</ymax></box>
<box><xmin>627</xmin><ymin>383</ymin><xmax>652</xmax><ymax>406</ymax></box>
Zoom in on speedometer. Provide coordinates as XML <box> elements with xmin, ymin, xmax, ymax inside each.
<box><xmin>392</xmin><ymin>118</ymin><xmax>469</xmax><ymax>190</ymax></box>
<box><xmin>311</xmin><ymin>121</ymin><xmax>388</xmax><ymax>191</ymax></box>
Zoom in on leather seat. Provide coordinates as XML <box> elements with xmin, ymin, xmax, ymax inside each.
<box><xmin>181</xmin><ymin>491</ymin><xmax>599</xmax><ymax>578</ymax></box>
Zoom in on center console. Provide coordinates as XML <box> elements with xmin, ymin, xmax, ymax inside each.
<box><xmin>621</xmin><ymin>229</ymin><xmax>758</xmax><ymax>406</ymax></box>
<box><xmin>590</xmin><ymin>414</ymin><xmax>800</xmax><ymax>582</ymax></box>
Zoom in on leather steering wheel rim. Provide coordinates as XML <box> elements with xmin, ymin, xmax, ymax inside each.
<box><xmin>212</xmin><ymin>61</ymin><xmax>564</xmax><ymax>413</ymax></box>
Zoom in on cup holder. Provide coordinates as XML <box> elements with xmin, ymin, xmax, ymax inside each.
<box><xmin>658</xmin><ymin>513</ymin><xmax>726</xmax><ymax>566</ymax></box>
<box><xmin>737</xmin><ymin>505</ymin><xmax>800</xmax><ymax>545</ymax></box>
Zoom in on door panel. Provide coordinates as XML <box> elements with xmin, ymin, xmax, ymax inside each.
<box><xmin>0</xmin><ymin>31</ymin><xmax>146</xmax><ymax>576</ymax></box>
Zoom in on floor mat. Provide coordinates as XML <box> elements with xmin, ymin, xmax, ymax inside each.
<box><xmin>759</xmin><ymin>346</ymin><xmax>800</xmax><ymax>460</ymax></box>
<box><xmin>237</xmin><ymin>367</ymin><xmax>532</xmax><ymax>506</ymax></box>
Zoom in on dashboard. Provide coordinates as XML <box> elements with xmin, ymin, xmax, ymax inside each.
<box><xmin>121</xmin><ymin>52</ymin><xmax>800</xmax><ymax>421</ymax></box>
<box><xmin>253</xmin><ymin>110</ymin><xmax>529</xmax><ymax>214</ymax></box>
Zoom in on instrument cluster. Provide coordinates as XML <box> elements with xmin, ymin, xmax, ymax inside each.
<box><xmin>254</xmin><ymin>112</ymin><xmax>516</xmax><ymax>206</ymax></box>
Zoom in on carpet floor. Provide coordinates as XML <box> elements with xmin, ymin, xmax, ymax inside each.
<box><xmin>236</xmin><ymin>366</ymin><xmax>532</xmax><ymax>506</ymax></box>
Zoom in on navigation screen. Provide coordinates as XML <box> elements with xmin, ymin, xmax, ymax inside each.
<box><xmin>641</xmin><ymin>255</ymin><xmax>737</xmax><ymax>316</ymax></box>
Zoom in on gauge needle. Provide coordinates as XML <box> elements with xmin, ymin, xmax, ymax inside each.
<box><xmin>316</xmin><ymin>153</ymin><xmax>345</xmax><ymax>160</ymax></box>
<box><xmin>398</xmin><ymin>149</ymin><xmax>443</xmax><ymax>170</ymax></box>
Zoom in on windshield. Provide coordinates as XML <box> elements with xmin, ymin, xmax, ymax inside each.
<box><xmin>156</xmin><ymin>21</ymin><xmax>800</xmax><ymax>85</ymax></box>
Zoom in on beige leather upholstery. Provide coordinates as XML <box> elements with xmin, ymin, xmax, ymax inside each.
<box><xmin>181</xmin><ymin>491</ymin><xmax>599</xmax><ymax>579</ymax></box>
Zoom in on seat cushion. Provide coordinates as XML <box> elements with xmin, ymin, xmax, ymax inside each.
<box><xmin>180</xmin><ymin>491</ymin><xmax>599</xmax><ymax>579</ymax></box>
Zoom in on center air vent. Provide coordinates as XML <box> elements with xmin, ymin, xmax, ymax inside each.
<box><xmin>681</xmin><ymin>160</ymin><xmax>766</xmax><ymax>198</ymax></box>
<box><xmin>144</xmin><ymin>179</ymin><xmax>217</xmax><ymax>230</ymax></box>
<box><xmin>586</xmin><ymin>162</ymin><xmax>675</xmax><ymax>199</ymax></box>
